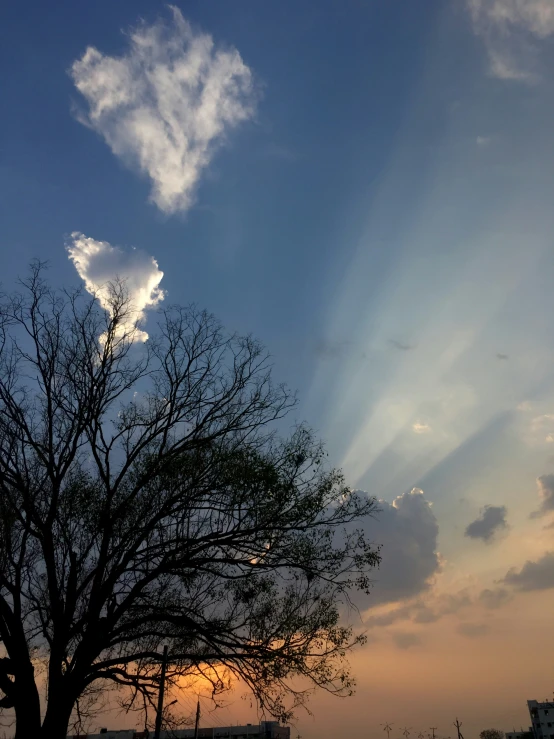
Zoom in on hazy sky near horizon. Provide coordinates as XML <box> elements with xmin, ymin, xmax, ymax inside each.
<box><xmin>2</xmin><ymin>1</ymin><xmax>554</xmax><ymax>737</ymax></box>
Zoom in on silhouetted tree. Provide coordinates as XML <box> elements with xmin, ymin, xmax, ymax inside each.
<box><xmin>0</xmin><ymin>265</ymin><xmax>380</xmax><ymax>739</ymax></box>
<box><xmin>480</xmin><ymin>730</ymin><xmax>505</xmax><ymax>739</ymax></box>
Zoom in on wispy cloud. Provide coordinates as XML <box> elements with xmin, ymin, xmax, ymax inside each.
<box><xmin>457</xmin><ymin>622</ymin><xmax>489</xmax><ymax>638</ymax></box>
<box><xmin>313</xmin><ymin>338</ymin><xmax>353</xmax><ymax>360</ymax></box>
<box><xmin>478</xmin><ymin>587</ymin><xmax>512</xmax><ymax>609</ymax></box>
<box><xmin>364</xmin><ymin>589</ymin><xmax>472</xmax><ymax>630</ymax></box>
<box><xmin>527</xmin><ymin>414</ymin><xmax>554</xmax><ymax>445</ymax></box>
<box><xmin>412</xmin><ymin>421</ymin><xmax>432</xmax><ymax>434</ymax></box>
<box><xmin>468</xmin><ymin>0</ymin><xmax>554</xmax><ymax>81</ymax></box>
<box><xmin>70</xmin><ymin>6</ymin><xmax>256</xmax><ymax>214</ymax></box>
<box><xmin>530</xmin><ymin>474</ymin><xmax>554</xmax><ymax>519</ymax></box>
<box><xmin>389</xmin><ymin>339</ymin><xmax>416</xmax><ymax>352</ymax></box>
<box><xmin>263</xmin><ymin>143</ymin><xmax>297</xmax><ymax>162</ymax></box>
<box><xmin>465</xmin><ymin>505</ymin><xmax>508</xmax><ymax>543</ymax></box>
<box><xmin>67</xmin><ymin>232</ymin><xmax>164</xmax><ymax>342</ymax></box>
<box><xmin>392</xmin><ymin>632</ymin><xmax>422</xmax><ymax>650</ymax></box>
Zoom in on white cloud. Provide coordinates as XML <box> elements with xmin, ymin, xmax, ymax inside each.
<box><xmin>530</xmin><ymin>474</ymin><xmax>554</xmax><ymax>519</ymax></box>
<box><xmin>476</xmin><ymin>136</ymin><xmax>490</xmax><ymax>146</ymax></box>
<box><xmin>70</xmin><ymin>6</ymin><xmax>256</xmax><ymax>214</ymax></box>
<box><xmin>517</xmin><ymin>407</ymin><xmax>554</xmax><ymax>445</ymax></box>
<box><xmin>528</xmin><ymin>413</ymin><xmax>554</xmax><ymax>444</ymax></box>
<box><xmin>468</xmin><ymin>0</ymin><xmax>554</xmax><ymax>81</ymax></box>
<box><xmin>412</xmin><ymin>421</ymin><xmax>431</xmax><ymax>434</ymax></box>
<box><xmin>517</xmin><ymin>401</ymin><xmax>533</xmax><ymax>412</ymax></box>
<box><xmin>67</xmin><ymin>232</ymin><xmax>164</xmax><ymax>342</ymax></box>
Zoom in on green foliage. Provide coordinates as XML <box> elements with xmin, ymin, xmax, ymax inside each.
<box><xmin>0</xmin><ymin>266</ymin><xmax>380</xmax><ymax>737</ymax></box>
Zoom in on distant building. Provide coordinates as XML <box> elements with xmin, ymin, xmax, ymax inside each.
<box><xmin>528</xmin><ymin>699</ymin><xmax>554</xmax><ymax>739</ymax></box>
<box><xmin>68</xmin><ymin>721</ymin><xmax>290</xmax><ymax>739</ymax></box>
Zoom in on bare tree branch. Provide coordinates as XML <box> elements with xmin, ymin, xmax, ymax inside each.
<box><xmin>0</xmin><ymin>265</ymin><xmax>380</xmax><ymax>738</ymax></box>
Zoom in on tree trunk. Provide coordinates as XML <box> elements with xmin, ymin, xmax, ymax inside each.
<box><xmin>40</xmin><ymin>675</ymin><xmax>75</xmax><ymax>739</ymax></box>
<box><xmin>13</xmin><ymin>666</ymin><xmax>42</xmax><ymax>739</ymax></box>
<box><xmin>14</xmin><ymin>706</ymin><xmax>42</xmax><ymax>739</ymax></box>
<box><xmin>40</xmin><ymin>696</ymin><xmax>74</xmax><ymax>739</ymax></box>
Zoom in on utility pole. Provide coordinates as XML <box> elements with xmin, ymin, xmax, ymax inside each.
<box><xmin>430</xmin><ymin>727</ymin><xmax>438</xmax><ymax>739</ymax></box>
<box><xmin>193</xmin><ymin>697</ymin><xmax>201</xmax><ymax>739</ymax></box>
<box><xmin>154</xmin><ymin>645</ymin><xmax>168</xmax><ymax>739</ymax></box>
<box><xmin>453</xmin><ymin>719</ymin><xmax>464</xmax><ymax>739</ymax></box>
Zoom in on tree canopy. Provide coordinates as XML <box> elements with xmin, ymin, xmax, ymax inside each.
<box><xmin>0</xmin><ymin>266</ymin><xmax>380</xmax><ymax>739</ymax></box>
<box><xmin>480</xmin><ymin>730</ymin><xmax>505</xmax><ymax>739</ymax></box>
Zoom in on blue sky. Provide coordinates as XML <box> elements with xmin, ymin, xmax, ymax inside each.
<box><xmin>3</xmin><ymin>0</ymin><xmax>554</xmax><ymax>735</ymax></box>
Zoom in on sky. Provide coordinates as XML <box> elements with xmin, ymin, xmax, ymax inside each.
<box><xmin>2</xmin><ymin>0</ymin><xmax>554</xmax><ymax>737</ymax></box>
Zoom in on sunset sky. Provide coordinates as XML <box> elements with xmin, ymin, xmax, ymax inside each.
<box><xmin>2</xmin><ymin>1</ymin><xmax>554</xmax><ymax>737</ymax></box>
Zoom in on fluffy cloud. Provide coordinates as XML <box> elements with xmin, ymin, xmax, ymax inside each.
<box><xmin>356</xmin><ymin>488</ymin><xmax>440</xmax><ymax>607</ymax></box>
<box><xmin>67</xmin><ymin>232</ymin><xmax>164</xmax><ymax>342</ymax></box>
<box><xmin>468</xmin><ymin>0</ymin><xmax>554</xmax><ymax>81</ymax></box>
<box><xmin>70</xmin><ymin>6</ymin><xmax>256</xmax><ymax>214</ymax></box>
<box><xmin>464</xmin><ymin>505</ymin><xmax>508</xmax><ymax>543</ymax></box>
<box><xmin>530</xmin><ymin>474</ymin><xmax>554</xmax><ymax>519</ymax></box>
<box><xmin>503</xmin><ymin>551</ymin><xmax>554</xmax><ymax>591</ymax></box>
<box><xmin>478</xmin><ymin>587</ymin><xmax>512</xmax><ymax>609</ymax></box>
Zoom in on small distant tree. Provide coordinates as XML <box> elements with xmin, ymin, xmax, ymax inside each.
<box><xmin>0</xmin><ymin>265</ymin><xmax>380</xmax><ymax>739</ymax></box>
<box><xmin>480</xmin><ymin>730</ymin><xmax>505</xmax><ymax>739</ymax></box>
